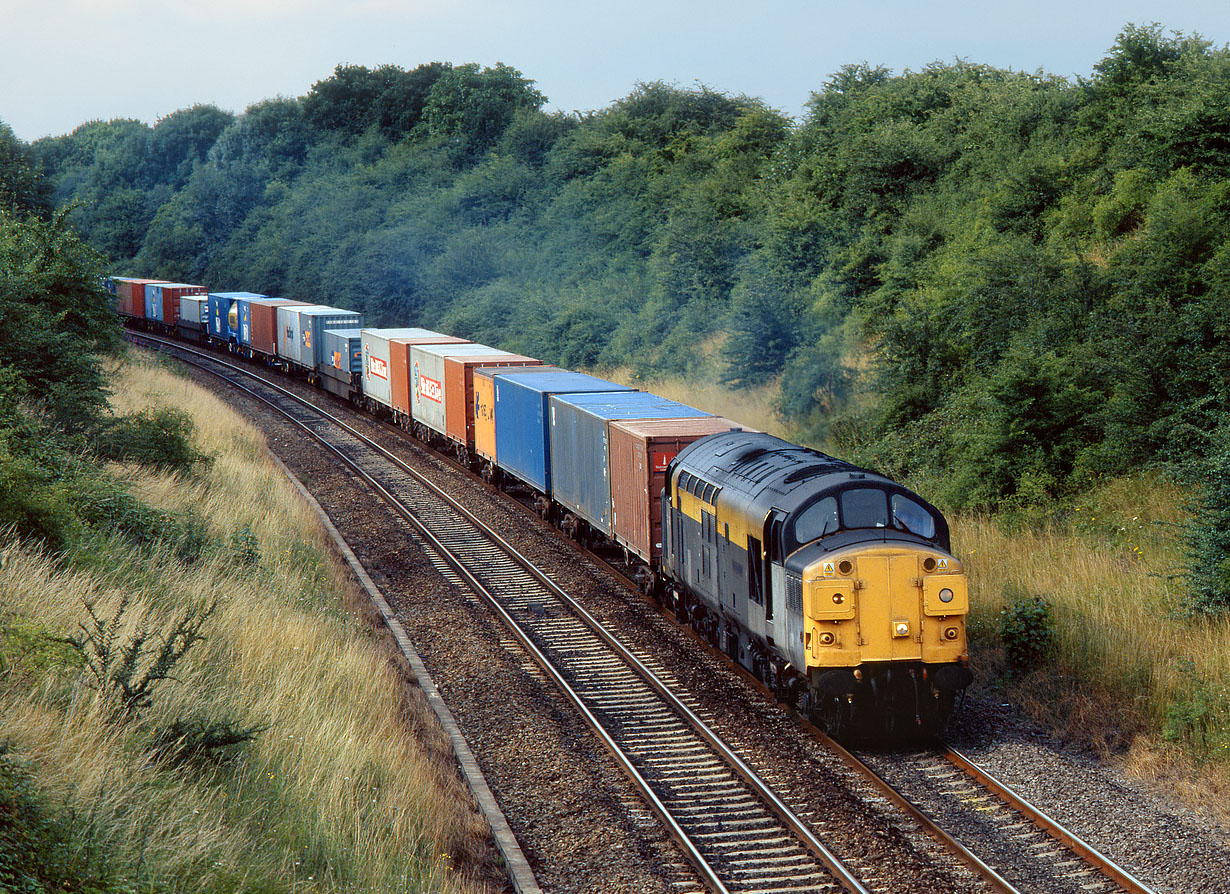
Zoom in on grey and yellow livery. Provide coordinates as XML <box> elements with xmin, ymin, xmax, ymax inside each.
<box><xmin>661</xmin><ymin>431</ymin><xmax>972</xmax><ymax>738</ymax></box>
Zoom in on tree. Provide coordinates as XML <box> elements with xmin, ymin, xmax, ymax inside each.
<box><xmin>420</xmin><ymin>63</ymin><xmax>546</xmax><ymax>159</ymax></box>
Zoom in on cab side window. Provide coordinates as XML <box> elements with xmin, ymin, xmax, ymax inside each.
<box><xmin>891</xmin><ymin>494</ymin><xmax>937</xmax><ymax>539</ymax></box>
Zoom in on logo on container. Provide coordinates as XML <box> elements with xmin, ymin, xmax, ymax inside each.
<box><xmin>419</xmin><ymin>374</ymin><xmax>443</xmax><ymax>403</ymax></box>
<box><xmin>369</xmin><ymin>355</ymin><xmax>388</xmax><ymax>380</ymax></box>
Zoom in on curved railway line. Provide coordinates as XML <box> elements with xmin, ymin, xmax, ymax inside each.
<box><xmin>129</xmin><ymin>331</ymin><xmax>1162</xmax><ymax>894</ymax></box>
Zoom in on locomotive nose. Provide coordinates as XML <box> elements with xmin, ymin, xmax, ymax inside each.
<box><xmin>802</xmin><ymin>549</ymin><xmax>969</xmax><ymax>667</ymax></box>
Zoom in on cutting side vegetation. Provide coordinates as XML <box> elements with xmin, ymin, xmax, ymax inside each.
<box><xmin>0</xmin><ymin>206</ymin><xmax>500</xmax><ymax>893</ymax></box>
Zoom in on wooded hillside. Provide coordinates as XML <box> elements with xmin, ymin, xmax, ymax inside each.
<box><xmin>26</xmin><ymin>26</ymin><xmax>1230</xmax><ymax>526</ymax></box>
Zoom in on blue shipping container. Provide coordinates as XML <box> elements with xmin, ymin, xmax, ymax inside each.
<box><xmin>321</xmin><ymin>328</ymin><xmax>364</xmax><ymax>384</ymax></box>
<box><xmin>207</xmin><ymin>292</ymin><xmax>265</xmax><ymax>341</ymax></box>
<box><xmin>548</xmin><ymin>392</ymin><xmax>711</xmax><ymax>536</ymax></box>
<box><xmin>491</xmin><ymin>371</ymin><xmax>635</xmax><ymax>494</ymax></box>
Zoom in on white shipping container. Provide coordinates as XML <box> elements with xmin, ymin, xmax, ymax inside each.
<box><xmin>360</xmin><ymin>328</ymin><xmax>446</xmax><ymax>411</ymax></box>
<box><xmin>409</xmin><ymin>343</ymin><xmax>507</xmax><ymax>435</ymax></box>
<box><xmin>179</xmin><ymin>295</ymin><xmax>205</xmax><ymax>324</ymax></box>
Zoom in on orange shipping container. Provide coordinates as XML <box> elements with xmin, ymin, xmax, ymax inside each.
<box><xmin>472</xmin><ymin>366</ymin><xmax>566</xmax><ymax>466</ymax></box>
<box><xmin>388</xmin><ymin>336</ymin><xmax>468</xmax><ymax>416</ymax></box>
<box><xmin>250</xmin><ymin>300</ymin><xmax>307</xmax><ymax>358</ymax></box>
<box><xmin>443</xmin><ymin>354</ymin><xmax>540</xmax><ymax>448</ymax></box>
<box><xmin>608</xmin><ymin>417</ymin><xmax>746</xmax><ymax>565</ymax></box>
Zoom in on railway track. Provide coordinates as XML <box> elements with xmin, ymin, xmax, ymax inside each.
<box><xmin>130</xmin><ymin>333</ymin><xmax>868</xmax><ymax>894</ymax></box>
<box><xmin>129</xmin><ymin>331</ymin><xmax>1162</xmax><ymax>894</ymax></box>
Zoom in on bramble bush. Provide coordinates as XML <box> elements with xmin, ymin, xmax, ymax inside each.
<box><xmin>998</xmin><ymin>588</ymin><xmax>1056</xmax><ymax>669</ymax></box>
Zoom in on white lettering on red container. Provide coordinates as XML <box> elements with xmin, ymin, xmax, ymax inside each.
<box><xmin>419</xmin><ymin>374</ymin><xmax>443</xmax><ymax>403</ymax></box>
<box><xmin>369</xmin><ymin>355</ymin><xmax>388</xmax><ymax>380</ymax></box>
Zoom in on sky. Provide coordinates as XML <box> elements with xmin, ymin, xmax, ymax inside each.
<box><xmin>2</xmin><ymin>0</ymin><xmax>1228</xmax><ymax>142</ymax></box>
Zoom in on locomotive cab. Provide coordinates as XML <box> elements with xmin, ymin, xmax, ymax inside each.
<box><xmin>780</xmin><ymin>484</ymin><xmax>972</xmax><ymax>738</ymax></box>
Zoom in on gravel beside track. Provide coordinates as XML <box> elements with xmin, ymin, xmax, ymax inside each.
<box><xmin>948</xmin><ymin>700</ymin><xmax>1230</xmax><ymax>893</ymax></box>
<box><xmin>168</xmin><ymin>352</ymin><xmax>1230</xmax><ymax>894</ymax></box>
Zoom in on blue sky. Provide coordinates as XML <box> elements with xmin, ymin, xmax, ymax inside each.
<box><xmin>2</xmin><ymin>0</ymin><xmax>1228</xmax><ymax>142</ymax></box>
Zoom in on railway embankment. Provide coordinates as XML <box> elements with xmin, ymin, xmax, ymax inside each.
<box><xmin>0</xmin><ymin>355</ymin><xmax>504</xmax><ymax>894</ymax></box>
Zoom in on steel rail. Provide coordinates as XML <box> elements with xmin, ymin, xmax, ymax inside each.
<box><xmin>131</xmin><ymin>332</ymin><xmax>869</xmax><ymax>894</ymax></box>
<box><xmin>945</xmin><ymin>748</ymin><xmax>1156</xmax><ymax>894</ymax></box>
<box><xmin>811</xmin><ymin>733</ymin><xmax>1022</xmax><ymax>894</ymax></box>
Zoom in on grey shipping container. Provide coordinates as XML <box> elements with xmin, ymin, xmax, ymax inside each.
<box><xmin>548</xmin><ymin>391</ymin><xmax>711</xmax><ymax>538</ymax></box>
<box><xmin>178</xmin><ymin>295</ymin><xmax>205</xmax><ymax>325</ymax></box>
<box><xmin>361</xmin><ymin>328</ymin><xmax>454</xmax><ymax>412</ymax></box>
<box><xmin>277</xmin><ymin>306</ymin><xmax>363</xmax><ymax>369</ymax></box>
<box><xmin>321</xmin><ymin>328</ymin><xmax>363</xmax><ymax>384</ymax></box>
<box><xmin>409</xmin><ymin>342</ymin><xmax>504</xmax><ymax>436</ymax></box>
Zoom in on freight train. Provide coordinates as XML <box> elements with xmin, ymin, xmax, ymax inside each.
<box><xmin>109</xmin><ymin>276</ymin><xmax>973</xmax><ymax>738</ymax></box>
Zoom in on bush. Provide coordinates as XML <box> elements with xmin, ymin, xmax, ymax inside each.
<box><xmin>1163</xmin><ymin>660</ymin><xmax>1225</xmax><ymax>760</ymax></box>
<box><xmin>60</xmin><ymin>594</ymin><xmax>216</xmax><ymax>719</ymax></box>
<box><xmin>0</xmin><ymin>747</ymin><xmax>128</xmax><ymax>894</ymax></box>
<box><xmin>1181</xmin><ymin>435</ymin><xmax>1230</xmax><ymax>615</ymax></box>
<box><xmin>94</xmin><ymin>407</ymin><xmax>209</xmax><ymax>475</ymax></box>
<box><xmin>999</xmin><ymin>589</ymin><xmax>1056</xmax><ymax>669</ymax></box>
<box><xmin>148</xmin><ymin>714</ymin><xmax>265</xmax><ymax>767</ymax></box>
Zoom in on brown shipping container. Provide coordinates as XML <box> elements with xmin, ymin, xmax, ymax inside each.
<box><xmin>120</xmin><ymin>279</ymin><xmax>160</xmax><ymax>319</ymax></box>
<box><xmin>388</xmin><ymin>336</ymin><xmax>468</xmax><ymax>416</ymax></box>
<box><xmin>609</xmin><ymin>416</ymin><xmax>746</xmax><ymax>565</ymax></box>
<box><xmin>250</xmin><ymin>300</ymin><xmax>307</xmax><ymax>358</ymax></box>
<box><xmin>157</xmin><ymin>284</ymin><xmax>206</xmax><ymax>326</ymax></box>
<box><xmin>443</xmin><ymin>354</ymin><xmax>541</xmax><ymax>448</ymax></box>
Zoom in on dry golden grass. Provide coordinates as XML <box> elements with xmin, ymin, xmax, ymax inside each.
<box><xmin>954</xmin><ymin>473</ymin><xmax>1230</xmax><ymax>814</ymax></box>
<box><xmin>0</xmin><ymin>353</ymin><xmax>498</xmax><ymax>893</ymax></box>
<box><xmin>602</xmin><ymin>366</ymin><xmax>791</xmax><ymax>438</ymax></box>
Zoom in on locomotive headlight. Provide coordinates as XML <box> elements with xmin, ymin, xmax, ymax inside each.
<box><xmin>893</xmin><ymin>620</ymin><xmax>910</xmax><ymax>638</ymax></box>
<box><xmin>939</xmin><ymin>588</ymin><xmax>954</xmax><ymax>603</ymax></box>
<box><xmin>818</xmin><ymin>631</ymin><xmax>835</xmax><ymax>645</ymax></box>
<box><xmin>832</xmin><ymin>593</ymin><xmax>845</xmax><ymax>604</ymax></box>
<box><xmin>944</xmin><ymin>626</ymin><xmax>960</xmax><ymax>640</ymax></box>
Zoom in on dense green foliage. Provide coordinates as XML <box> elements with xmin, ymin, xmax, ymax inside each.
<box><xmin>29</xmin><ymin>33</ymin><xmax>1230</xmax><ymax>517</ymax></box>
<box><xmin>0</xmin><ymin>132</ymin><xmax>209</xmax><ymax>552</ymax></box>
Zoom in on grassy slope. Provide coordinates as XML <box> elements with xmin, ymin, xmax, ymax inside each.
<box><xmin>0</xmin><ymin>354</ymin><xmax>498</xmax><ymax>893</ymax></box>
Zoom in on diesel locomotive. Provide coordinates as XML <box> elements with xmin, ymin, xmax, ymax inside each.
<box><xmin>661</xmin><ymin>431</ymin><xmax>971</xmax><ymax>738</ymax></box>
<box><xmin>112</xmin><ymin>275</ymin><xmax>972</xmax><ymax>739</ymax></box>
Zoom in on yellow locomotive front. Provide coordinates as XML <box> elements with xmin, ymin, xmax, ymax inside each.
<box><xmin>662</xmin><ymin>430</ymin><xmax>972</xmax><ymax>740</ymax></box>
<box><xmin>794</xmin><ymin>543</ymin><xmax>971</xmax><ymax>737</ymax></box>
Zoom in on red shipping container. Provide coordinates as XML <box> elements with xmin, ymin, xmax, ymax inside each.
<box><xmin>443</xmin><ymin>354</ymin><xmax>540</xmax><ymax>448</ymax></box>
<box><xmin>250</xmin><ymin>300</ymin><xmax>308</xmax><ymax>358</ymax></box>
<box><xmin>389</xmin><ymin>336</ymin><xmax>468</xmax><ymax>416</ymax></box>
<box><xmin>608</xmin><ymin>417</ymin><xmax>746</xmax><ymax>565</ymax></box>
<box><xmin>116</xmin><ymin>278</ymin><xmax>161</xmax><ymax>319</ymax></box>
<box><xmin>155</xmin><ymin>283</ymin><xmax>206</xmax><ymax>325</ymax></box>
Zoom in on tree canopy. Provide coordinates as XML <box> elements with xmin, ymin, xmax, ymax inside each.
<box><xmin>24</xmin><ymin>30</ymin><xmax>1230</xmax><ymax>515</ymax></box>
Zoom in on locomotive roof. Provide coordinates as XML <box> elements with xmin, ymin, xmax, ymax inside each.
<box><xmin>674</xmin><ymin>430</ymin><xmax>881</xmax><ymax>499</ymax></box>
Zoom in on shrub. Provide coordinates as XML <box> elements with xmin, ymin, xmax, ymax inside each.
<box><xmin>60</xmin><ymin>594</ymin><xmax>216</xmax><ymax>719</ymax></box>
<box><xmin>1181</xmin><ymin>434</ymin><xmax>1230</xmax><ymax>615</ymax></box>
<box><xmin>998</xmin><ymin>589</ymin><xmax>1056</xmax><ymax>669</ymax></box>
<box><xmin>1163</xmin><ymin>660</ymin><xmax>1225</xmax><ymax>760</ymax></box>
<box><xmin>94</xmin><ymin>407</ymin><xmax>210</xmax><ymax>475</ymax></box>
<box><xmin>148</xmin><ymin>714</ymin><xmax>265</xmax><ymax>767</ymax></box>
<box><xmin>228</xmin><ymin>525</ymin><xmax>260</xmax><ymax>567</ymax></box>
